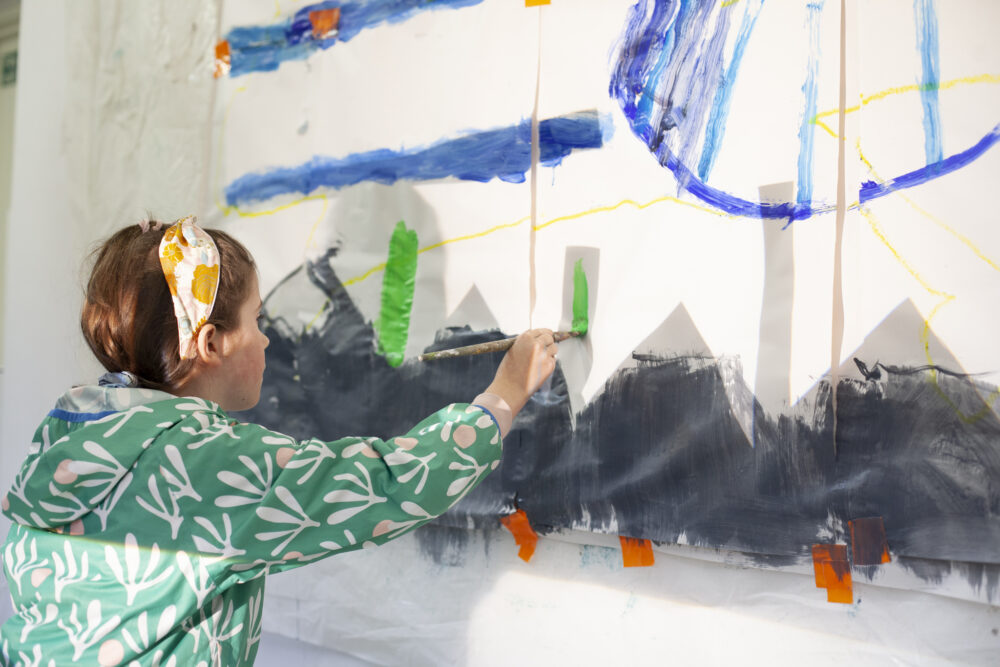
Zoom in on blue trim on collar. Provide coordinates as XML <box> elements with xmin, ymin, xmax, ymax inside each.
<box><xmin>48</xmin><ymin>409</ymin><xmax>117</xmax><ymax>423</ymax></box>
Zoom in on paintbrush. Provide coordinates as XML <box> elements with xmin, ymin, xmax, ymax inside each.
<box><xmin>418</xmin><ymin>330</ymin><xmax>581</xmax><ymax>362</ymax></box>
<box><xmin>420</xmin><ymin>257</ymin><xmax>591</xmax><ymax>362</ymax></box>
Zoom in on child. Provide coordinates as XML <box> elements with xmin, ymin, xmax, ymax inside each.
<box><xmin>1</xmin><ymin>217</ymin><xmax>557</xmax><ymax>666</ymax></box>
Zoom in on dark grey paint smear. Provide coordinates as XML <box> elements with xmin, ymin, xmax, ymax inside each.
<box><xmin>241</xmin><ymin>256</ymin><xmax>1000</xmax><ymax>598</ymax></box>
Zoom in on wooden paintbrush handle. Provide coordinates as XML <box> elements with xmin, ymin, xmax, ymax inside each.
<box><xmin>418</xmin><ymin>331</ymin><xmax>579</xmax><ymax>362</ymax></box>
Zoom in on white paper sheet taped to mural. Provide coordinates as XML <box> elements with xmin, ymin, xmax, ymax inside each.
<box><xmin>206</xmin><ymin>0</ymin><xmax>1000</xmax><ymax>608</ymax></box>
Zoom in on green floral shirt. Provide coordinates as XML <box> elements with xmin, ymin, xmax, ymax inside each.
<box><xmin>1</xmin><ymin>386</ymin><xmax>502</xmax><ymax>666</ymax></box>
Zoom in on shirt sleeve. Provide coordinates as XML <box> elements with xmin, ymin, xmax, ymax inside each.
<box><xmin>176</xmin><ymin>401</ymin><xmax>503</xmax><ymax>574</ymax></box>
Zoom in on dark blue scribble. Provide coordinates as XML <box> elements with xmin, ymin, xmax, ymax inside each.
<box><xmin>610</xmin><ymin>0</ymin><xmax>1000</xmax><ymax>221</ymax></box>
<box><xmin>697</xmin><ymin>0</ymin><xmax>764</xmax><ymax>181</ymax></box>
<box><xmin>225</xmin><ymin>111</ymin><xmax>606</xmax><ymax>206</ymax></box>
<box><xmin>860</xmin><ymin>123</ymin><xmax>1000</xmax><ymax>202</ymax></box>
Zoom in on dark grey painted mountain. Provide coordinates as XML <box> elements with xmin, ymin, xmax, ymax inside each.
<box><xmin>241</xmin><ymin>252</ymin><xmax>1000</xmax><ymax>599</ymax></box>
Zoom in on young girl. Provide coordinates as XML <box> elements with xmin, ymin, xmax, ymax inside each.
<box><xmin>1</xmin><ymin>217</ymin><xmax>557</xmax><ymax>666</ymax></box>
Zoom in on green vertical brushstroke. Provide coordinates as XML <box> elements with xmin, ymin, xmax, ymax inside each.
<box><xmin>375</xmin><ymin>221</ymin><xmax>418</xmax><ymax>367</ymax></box>
<box><xmin>571</xmin><ymin>259</ymin><xmax>589</xmax><ymax>335</ymax></box>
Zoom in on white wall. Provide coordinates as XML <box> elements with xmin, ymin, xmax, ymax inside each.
<box><xmin>0</xmin><ymin>1</ymin><xmax>19</xmax><ymax>373</ymax></box>
<box><xmin>2</xmin><ymin>0</ymin><xmax>77</xmax><ymax>540</ymax></box>
<box><xmin>0</xmin><ymin>0</ymin><xmax>218</xmax><ymax>632</ymax></box>
<box><xmin>0</xmin><ymin>1</ymin><xmax>102</xmax><ymax>543</ymax></box>
<box><xmin>0</xmin><ymin>0</ymin><xmax>215</xmax><ymax>526</ymax></box>
<box><xmin>0</xmin><ymin>0</ymin><xmax>17</xmax><ymax>376</ymax></box>
<box><xmin>0</xmin><ymin>0</ymin><xmax>17</xmax><ymax>631</ymax></box>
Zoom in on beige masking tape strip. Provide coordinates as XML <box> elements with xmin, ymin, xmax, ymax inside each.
<box><xmin>830</xmin><ymin>0</ymin><xmax>848</xmax><ymax>455</ymax></box>
<box><xmin>528</xmin><ymin>10</ymin><xmax>542</xmax><ymax>327</ymax></box>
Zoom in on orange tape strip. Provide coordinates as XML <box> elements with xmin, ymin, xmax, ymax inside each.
<box><xmin>525</xmin><ymin>0</ymin><xmax>551</xmax><ymax>6</ymax></box>
<box><xmin>619</xmin><ymin>537</ymin><xmax>655</xmax><ymax>568</ymax></box>
<box><xmin>309</xmin><ymin>8</ymin><xmax>341</xmax><ymax>39</ymax></box>
<box><xmin>500</xmin><ymin>509</ymin><xmax>538</xmax><ymax>562</ymax></box>
<box><xmin>849</xmin><ymin>517</ymin><xmax>891</xmax><ymax>565</ymax></box>
<box><xmin>819</xmin><ymin>560</ymin><xmax>853</xmax><ymax>603</ymax></box>
<box><xmin>810</xmin><ymin>544</ymin><xmax>845</xmax><ymax>586</ymax></box>
<box><xmin>811</xmin><ymin>544</ymin><xmax>852</xmax><ymax>604</ymax></box>
<box><xmin>214</xmin><ymin>40</ymin><xmax>231</xmax><ymax>79</ymax></box>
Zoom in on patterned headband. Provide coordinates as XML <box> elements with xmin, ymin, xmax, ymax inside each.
<box><xmin>158</xmin><ymin>216</ymin><xmax>221</xmax><ymax>359</ymax></box>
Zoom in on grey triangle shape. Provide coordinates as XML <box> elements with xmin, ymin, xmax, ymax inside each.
<box><xmin>617</xmin><ymin>302</ymin><xmax>713</xmax><ymax>372</ymax></box>
<box><xmin>611</xmin><ymin>303</ymin><xmax>755</xmax><ymax>447</ymax></box>
<box><xmin>794</xmin><ymin>298</ymin><xmax>996</xmax><ymax>419</ymax></box>
<box><xmin>838</xmin><ymin>298</ymin><xmax>964</xmax><ymax>378</ymax></box>
<box><xmin>444</xmin><ymin>284</ymin><xmax>500</xmax><ymax>332</ymax></box>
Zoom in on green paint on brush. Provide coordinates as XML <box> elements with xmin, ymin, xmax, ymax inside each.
<box><xmin>375</xmin><ymin>221</ymin><xmax>418</xmax><ymax>367</ymax></box>
<box><xmin>571</xmin><ymin>259</ymin><xmax>589</xmax><ymax>335</ymax></box>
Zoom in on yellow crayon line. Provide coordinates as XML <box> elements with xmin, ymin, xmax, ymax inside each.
<box><xmin>856</xmin><ymin>137</ymin><xmax>1000</xmax><ymax>418</ymax></box>
<box><xmin>299</xmin><ymin>190</ymin><xmax>854</xmax><ymax>333</ymax></box>
<box><xmin>226</xmin><ymin>194</ymin><xmax>328</xmax><ymax>219</ymax></box>
<box><xmin>534</xmin><ymin>194</ymin><xmax>732</xmax><ymax>231</ymax></box>
<box><xmin>303</xmin><ymin>195</ymin><xmax>331</xmax><ymax>252</ymax></box>
<box><xmin>857</xmin><ymin>139</ymin><xmax>1000</xmax><ymax>275</ymax></box>
<box><xmin>860</xmin><ymin>205</ymin><xmax>998</xmax><ymax>422</ymax></box>
<box><xmin>341</xmin><ymin>194</ymin><xmax>730</xmax><ymax>288</ymax></box>
<box><xmin>343</xmin><ymin>262</ymin><xmax>388</xmax><ymax>288</ymax></box>
<box><xmin>418</xmin><ymin>216</ymin><xmax>532</xmax><ymax>255</ymax></box>
<box><xmin>861</xmin><ymin>207</ymin><xmax>951</xmax><ymax>299</ymax></box>
<box><xmin>902</xmin><ymin>198</ymin><xmax>1000</xmax><ymax>273</ymax></box>
<box><xmin>301</xmin><ymin>193</ymin><xmax>726</xmax><ymax>332</ymax></box>
<box><xmin>812</xmin><ymin>73</ymin><xmax>1000</xmax><ymax>138</ymax></box>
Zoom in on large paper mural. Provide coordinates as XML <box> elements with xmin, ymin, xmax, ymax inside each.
<box><xmin>209</xmin><ymin>0</ymin><xmax>1000</xmax><ymax>603</ymax></box>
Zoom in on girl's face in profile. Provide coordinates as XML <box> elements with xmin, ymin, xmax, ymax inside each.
<box><xmin>216</xmin><ymin>273</ymin><xmax>269</xmax><ymax>411</ymax></box>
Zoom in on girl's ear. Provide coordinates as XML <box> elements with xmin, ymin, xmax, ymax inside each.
<box><xmin>194</xmin><ymin>324</ymin><xmax>223</xmax><ymax>366</ymax></box>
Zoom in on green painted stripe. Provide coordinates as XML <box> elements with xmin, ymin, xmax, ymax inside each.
<box><xmin>376</xmin><ymin>221</ymin><xmax>418</xmax><ymax>367</ymax></box>
<box><xmin>571</xmin><ymin>259</ymin><xmax>589</xmax><ymax>335</ymax></box>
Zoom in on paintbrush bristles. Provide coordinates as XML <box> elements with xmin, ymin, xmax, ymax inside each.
<box><xmin>418</xmin><ymin>331</ymin><xmax>579</xmax><ymax>362</ymax></box>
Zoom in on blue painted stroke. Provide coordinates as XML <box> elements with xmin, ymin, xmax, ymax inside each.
<box><xmin>630</xmin><ymin>1</ymin><xmax>681</xmax><ymax>139</ymax></box>
<box><xmin>860</xmin><ymin>123</ymin><xmax>1000</xmax><ymax>203</ymax></box>
<box><xmin>225</xmin><ymin>111</ymin><xmax>605</xmax><ymax>206</ymax></box>
<box><xmin>661</xmin><ymin>142</ymin><xmax>817</xmax><ymax>221</ymax></box>
<box><xmin>658</xmin><ymin>124</ymin><xmax>1000</xmax><ymax>220</ymax></box>
<box><xmin>914</xmin><ymin>0</ymin><xmax>944</xmax><ymax>166</ymax></box>
<box><xmin>697</xmin><ymin>0</ymin><xmax>764</xmax><ymax>181</ymax></box>
<box><xmin>226</xmin><ymin>0</ymin><xmax>485</xmax><ymax>77</ymax></box>
<box><xmin>671</xmin><ymin>2</ymin><xmax>733</xmax><ymax>193</ymax></box>
<box><xmin>610</xmin><ymin>0</ymin><xmax>734</xmax><ymax>197</ymax></box>
<box><xmin>610</xmin><ymin>0</ymin><xmax>996</xmax><ymax>221</ymax></box>
<box><xmin>610</xmin><ymin>0</ymin><xmax>680</xmax><ymax>143</ymax></box>
<box><xmin>796</xmin><ymin>1</ymin><xmax>824</xmax><ymax>207</ymax></box>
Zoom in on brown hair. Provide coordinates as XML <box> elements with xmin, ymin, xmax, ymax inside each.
<box><xmin>81</xmin><ymin>221</ymin><xmax>257</xmax><ymax>391</ymax></box>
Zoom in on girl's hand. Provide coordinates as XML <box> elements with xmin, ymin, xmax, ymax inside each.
<box><xmin>485</xmin><ymin>329</ymin><xmax>559</xmax><ymax>416</ymax></box>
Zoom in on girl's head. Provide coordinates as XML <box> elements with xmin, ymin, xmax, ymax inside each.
<box><xmin>82</xmin><ymin>220</ymin><xmax>267</xmax><ymax>409</ymax></box>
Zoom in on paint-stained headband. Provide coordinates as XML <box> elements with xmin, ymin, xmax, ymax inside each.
<box><xmin>158</xmin><ymin>216</ymin><xmax>220</xmax><ymax>359</ymax></box>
